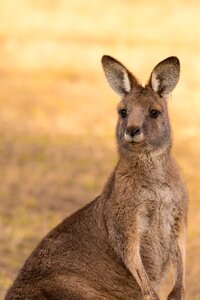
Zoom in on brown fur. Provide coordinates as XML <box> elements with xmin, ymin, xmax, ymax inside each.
<box><xmin>5</xmin><ymin>56</ymin><xmax>188</xmax><ymax>300</ymax></box>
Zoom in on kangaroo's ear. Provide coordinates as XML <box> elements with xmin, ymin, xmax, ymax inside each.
<box><xmin>149</xmin><ymin>56</ymin><xmax>180</xmax><ymax>98</ymax></box>
<box><xmin>101</xmin><ymin>55</ymin><xmax>139</xmax><ymax>96</ymax></box>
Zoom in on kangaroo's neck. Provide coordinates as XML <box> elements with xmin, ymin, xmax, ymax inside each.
<box><xmin>114</xmin><ymin>147</ymin><xmax>172</xmax><ymax>190</ymax></box>
<box><xmin>118</xmin><ymin>148</ymin><xmax>170</xmax><ymax>175</ymax></box>
<box><xmin>101</xmin><ymin>146</ymin><xmax>172</xmax><ymax>201</ymax></box>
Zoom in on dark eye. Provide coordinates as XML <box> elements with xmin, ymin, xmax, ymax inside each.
<box><xmin>150</xmin><ymin>109</ymin><xmax>161</xmax><ymax>119</ymax></box>
<box><xmin>119</xmin><ymin>109</ymin><xmax>127</xmax><ymax>118</ymax></box>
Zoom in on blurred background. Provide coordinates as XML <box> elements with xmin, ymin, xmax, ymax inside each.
<box><xmin>0</xmin><ymin>0</ymin><xmax>200</xmax><ymax>299</ymax></box>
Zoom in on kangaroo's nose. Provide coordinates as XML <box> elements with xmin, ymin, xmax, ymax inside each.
<box><xmin>126</xmin><ymin>126</ymin><xmax>141</xmax><ymax>137</ymax></box>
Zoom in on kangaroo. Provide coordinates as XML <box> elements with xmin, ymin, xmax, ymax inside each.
<box><xmin>5</xmin><ymin>55</ymin><xmax>188</xmax><ymax>300</ymax></box>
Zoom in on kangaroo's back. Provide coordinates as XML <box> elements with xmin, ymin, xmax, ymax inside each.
<box><xmin>5</xmin><ymin>197</ymin><xmax>142</xmax><ymax>300</ymax></box>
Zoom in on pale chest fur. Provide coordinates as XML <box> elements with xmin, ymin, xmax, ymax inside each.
<box><xmin>133</xmin><ymin>180</ymin><xmax>181</xmax><ymax>283</ymax></box>
<box><xmin>137</xmin><ymin>182</ymin><xmax>176</xmax><ymax>237</ymax></box>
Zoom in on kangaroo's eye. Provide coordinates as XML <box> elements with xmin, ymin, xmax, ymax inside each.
<box><xmin>119</xmin><ymin>109</ymin><xmax>127</xmax><ymax>118</ymax></box>
<box><xmin>150</xmin><ymin>109</ymin><xmax>161</xmax><ymax>119</ymax></box>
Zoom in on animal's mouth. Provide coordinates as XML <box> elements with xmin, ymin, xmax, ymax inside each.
<box><xmin>123</xmin><ymin>140</ymin><xmax>146</xmax><ymax>150</ymax></box>
<box><xmin>130</xmin><ymin>141</ymin><xmax>144</xmax><ymax>145</ymax></box>
<box><xmin>129</xmin><ymin>140</ymin><xmax>145</xmax><ymax>146</ymax></box>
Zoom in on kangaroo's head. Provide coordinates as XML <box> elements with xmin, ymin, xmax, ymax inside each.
<box><xmin>101</xmin><ymin>55</ymin><xmax>180</xmax><ymax>157</ymax></box>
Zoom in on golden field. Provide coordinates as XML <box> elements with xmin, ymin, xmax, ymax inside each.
<box><xmin>0</xmin><ymin>0</ymin><xmax>200</xmax><ymax>299</ymax></box>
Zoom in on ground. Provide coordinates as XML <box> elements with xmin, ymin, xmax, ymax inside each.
<box><xmin>0</xmin><ymin>1</ymin><xmax>200</xmax><ymax>299</ymax></box>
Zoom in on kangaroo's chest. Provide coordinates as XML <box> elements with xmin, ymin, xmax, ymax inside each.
<box><xmin>138</xmin><ymin>183</ymin><xmax>176</xmax><ymax>234</ymax></box>
<box><xmin>151</xmin><ymin>184</ymin><xmax>175</xmax><ymax>231</ymax></box>
<box><xmin>137</xmin><ymin>183</ymin><xmax>177</xmax><ymax>281</ymax></box>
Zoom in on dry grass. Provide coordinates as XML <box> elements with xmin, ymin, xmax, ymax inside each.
<box><xmin>0</xmin><ymin>1</ymin><xmax>200</xmax><ymax>299</ymax></box>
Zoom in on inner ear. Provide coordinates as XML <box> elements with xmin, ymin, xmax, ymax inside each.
<box><xmin>122</xmin><ymin>70</ymin><xmax>132</xmax><ymax>94</ymax></box>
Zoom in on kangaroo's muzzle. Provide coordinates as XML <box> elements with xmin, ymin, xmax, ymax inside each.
<box><xmin>124</xmin><ymin>126</ymin><xmax>144</xmax><ymax>143</ymax></box>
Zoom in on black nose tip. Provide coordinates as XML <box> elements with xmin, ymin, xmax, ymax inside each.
<box><xmin>126</xmin><ymin>126</ymin><xmax>141</xmax><ymax>137</ymax></box>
